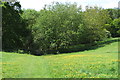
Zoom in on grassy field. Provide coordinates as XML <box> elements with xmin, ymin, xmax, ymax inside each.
<box><xmin>0</xmin><ymin>38</ymin><xmax>119</xmax><ymax>78</ymax></box>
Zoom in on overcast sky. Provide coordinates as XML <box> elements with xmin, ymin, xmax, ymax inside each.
<box><xmin>18</xmin><ymin>0</ymin><xmax>120</xmax><ymax>11</ymax></box>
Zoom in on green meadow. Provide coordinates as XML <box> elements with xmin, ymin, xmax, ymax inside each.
<box><xmin>0</xmin><ymin>38</ymin><xmax>119</xmax><ymax>78</ymax></box>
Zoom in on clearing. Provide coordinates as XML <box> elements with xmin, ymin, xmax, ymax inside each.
<box><xmin>0</xmin><ymin>38</ymin><xmax>119</xmax><ymax>78</ymax></box>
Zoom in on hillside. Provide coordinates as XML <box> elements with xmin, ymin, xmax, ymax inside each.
<box><xmin>0</xmin><ymin>38</ymin><xmax>119</xmax><ymax>78</ymax></box>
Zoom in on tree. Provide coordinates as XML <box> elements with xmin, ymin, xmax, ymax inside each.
<box><xmin>105</xmin><ymin>18</ymin><xmax>120</xmax><ymax>37</ymax></box>
<box><xmin>2</xmin><ymin>1</ymin><xmax>114</xmax><ymax>55</ymax></box>
<box><xmin>106</xmin><ymin>8</ymin><xmax>120</xmax><ymax>20</ymax></box>
<box><xmin>80</xmin><ymin>6</ymin><xmax>111</xmax><ymax>44</ymax></box>
<box><xmin>104</xmin><ymin>8</ymin><xmax>120</xmax><ymax>37</ymax></box>
<box><xmin>21</xmin><ymin>9</ymin><xmax>39</xmax><ymax>53</ymax></box>
<box><xmin>31</xmin><ymin>2</ymin><xmax>83</xmax><ymax>54</ymax></box>
<box><xmin>2</xmin><ymin>1</ymin><xmax>29</xmax><ymax>51</ymax></box>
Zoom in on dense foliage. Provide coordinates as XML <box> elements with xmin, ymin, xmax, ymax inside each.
<box><xmin>2</xmin><ymin>1</ymin><xmax>30</xmax><ymax>51</ymax></box>
<box><xmin>1</xmin><ymin>1</ymin><xmax>120</xmax><ymax>55</ymax></box>
<box><xmin>105</xmin><ymin>9</ymin><xmax>120</xmax><ymax>37</ymax></box>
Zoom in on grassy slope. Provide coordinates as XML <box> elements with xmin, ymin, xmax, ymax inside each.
<box><xmin>1</xmin><ymin>38</ymin><xmax>119</xmax><ymax>78</ymax></box>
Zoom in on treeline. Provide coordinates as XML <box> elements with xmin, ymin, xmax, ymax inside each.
<box><xmin>1</xmin><ymin>1</ymin><xmax>120</xmax><ymax>55</ymax></box>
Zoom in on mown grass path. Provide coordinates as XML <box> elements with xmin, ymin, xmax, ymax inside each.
<box><xmin>1</xmin><ymin>38</ymin><xmax>119</xmax><ymax>78</ymax></box>
<box><xmin>2</xmin><ymin>53</ymin><xmax>52</xmax><ymax>78</ymax></box>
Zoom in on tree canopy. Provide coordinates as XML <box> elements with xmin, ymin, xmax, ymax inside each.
<box><xmin>2</xmin><ymin>1</ymin><xmax>120</xmax><ymax>55</ymax></box>
<box><xmin>2</xmin><ymin>1</ymin><xmax>29</xmax><ymax>51</ymax></box>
